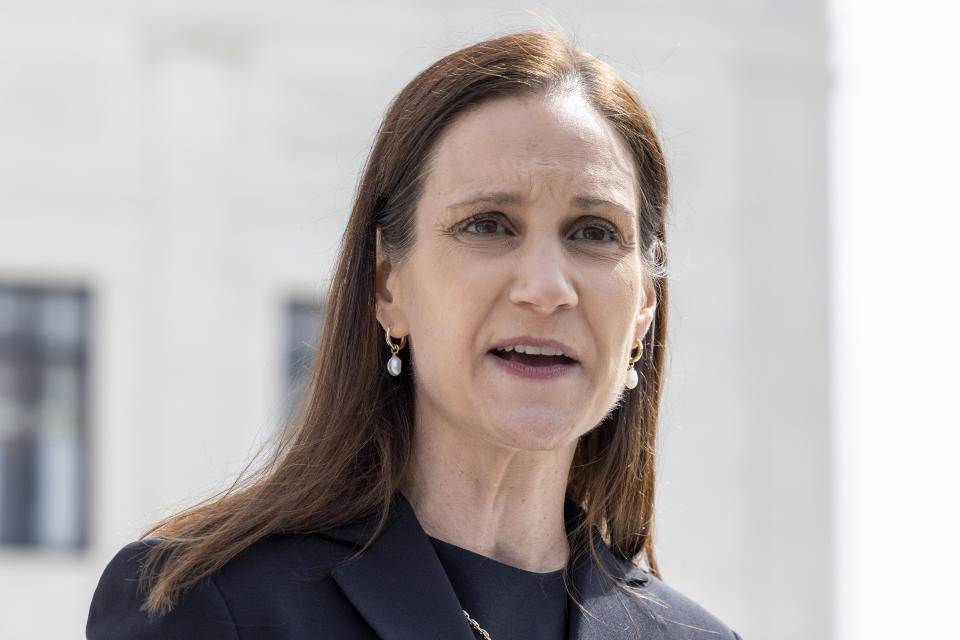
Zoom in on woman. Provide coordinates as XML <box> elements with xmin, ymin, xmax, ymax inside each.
<box><xmin>87</xmin><ymin>31</ymin><xmax>742</xmax><ymax>639</ymax></box>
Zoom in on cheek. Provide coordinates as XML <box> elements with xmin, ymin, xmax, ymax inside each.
<box><xmin>588</xmin><ymin>263</ymin><xmax>643</xmax><ymax>360</ymax></box>
<box><xmin>403</xmin><ymin>251</ymin><xmax>504</xmax><ymax>371</ymax></box>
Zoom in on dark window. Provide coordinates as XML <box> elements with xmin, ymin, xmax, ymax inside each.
<box><xmin>286</xmin><ymin>298</ymin><xmax>325</xmax><ymax>397</ymax></box>
<box><xmin>0</xmin><ymin>284</ymin><xmax>89</xmax><ymax>550</ymax></box>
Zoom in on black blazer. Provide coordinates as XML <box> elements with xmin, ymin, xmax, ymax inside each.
<box><xmin>87</xmin><ymin>496</ymin><xmax>741</xmax><ymax>639</ymax></box>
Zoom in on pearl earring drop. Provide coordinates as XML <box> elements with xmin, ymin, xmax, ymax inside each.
<box><xmin>626</xmin><ymin>368</ymin><xmax>639</xmax><ymax>390</ymax></box>
<box><xmin>625</xmin><ymin>341</ymin><xmax>643</xmax><ymax>390</ymax></box>
<box><xmin>385</xmin><ymin>326</ymin><xmax>407</xmax><ymax>377</ymax></box>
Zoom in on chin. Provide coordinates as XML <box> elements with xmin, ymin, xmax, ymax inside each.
<box><xmin>483</xmin><ymin>407</ymin><xmax>587</xmax><ymax>452</ymax></box>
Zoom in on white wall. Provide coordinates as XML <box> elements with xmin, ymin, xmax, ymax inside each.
<box><xmin>830</xmin><ymin>1</ymin><xmax>960</xmax><ymax>638</ymax></box>
<box><xmin>0</xmin><ymin>2</ymin><xmax>830</xmax><ymax>637</ymax></box>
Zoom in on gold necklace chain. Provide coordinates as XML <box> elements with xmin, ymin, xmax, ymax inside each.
<box><xmin>463</xmin><ymin>609</ymin><xmax>492</xmax><ymax>640</ymax></box>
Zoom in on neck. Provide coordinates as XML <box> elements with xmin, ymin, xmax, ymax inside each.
<box><xmin>401</xmin><ymin>415</ymin><xmax>575</xmax><ymax>573</ymax></box>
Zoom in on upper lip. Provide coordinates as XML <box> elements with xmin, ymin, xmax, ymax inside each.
<box><xmin>490</xmin><ymin>336</ymin><xmax>580</xmax><ymax>362</ymax></box>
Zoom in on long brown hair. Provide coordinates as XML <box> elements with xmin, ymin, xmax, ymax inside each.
<box><xmin>138</xmin><ymin>31</ymin><xmax>669</xmax><ymax>616</ymax></box>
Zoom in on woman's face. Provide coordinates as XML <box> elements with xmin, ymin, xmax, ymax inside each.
<box><xmin>377</xmin><ymin>92</ymin><xmax>656</xmax><ymax>453</ymax></box>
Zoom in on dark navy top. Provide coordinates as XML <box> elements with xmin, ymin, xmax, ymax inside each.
<box><xmin>429</xmin><ymin>536</ymin><xmax>568</xmax><ymax>640</ymax></box>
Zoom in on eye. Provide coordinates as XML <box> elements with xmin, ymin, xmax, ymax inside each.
<box><xmin>571</xmin><ymin>219</ymin><xmax>620</xmax><ymax>244</ymax></box>
<box><xmin>460</xmin><ymin>213</ymin><xmax>510</xmax><ymax>236</ymax></box>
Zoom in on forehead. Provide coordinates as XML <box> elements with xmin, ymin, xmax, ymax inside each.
<box><xmin>423</xmin><ymin>92</ymin><xmax>639</xmax><ymax>209</ymax></box>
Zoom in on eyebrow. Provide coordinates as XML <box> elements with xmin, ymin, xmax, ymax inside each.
<box><xmin>447</xmin><ymin>192</ymin><xmax>524</xmax><ymax>210</ymax></box>
<box><xmin>447</xmin><ymin>192</ymin><xmax>636</xmax><ymax>217</ymax></box>
<box><xmin>571</xmin><ymin>195</ymin><xmax>636</xmax><ymax>218</ymax></box>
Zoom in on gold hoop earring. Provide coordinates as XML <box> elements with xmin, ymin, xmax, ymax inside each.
<box><xmin>625</xmin><ymin>340</ymin><xmax>643</xmax><ymax>390</ymax></box>
<box><xmin>385</xmin><ymin>326</ymin><xmax>407</xmax><ymax>376</ymax></box>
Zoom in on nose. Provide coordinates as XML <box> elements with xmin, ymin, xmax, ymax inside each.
<box><xmin>508</xmin><ymin>236</ymin><xmax>579</xmax><ymax>314</ymax></box>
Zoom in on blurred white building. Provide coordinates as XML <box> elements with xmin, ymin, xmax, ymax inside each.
<box><xmin>1</xmin><ymin>1</ymin><xmax>956</xmax><ymax>639</ymax></box>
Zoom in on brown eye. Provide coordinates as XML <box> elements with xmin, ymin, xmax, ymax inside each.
<box><xmin>471</xmin><ymin>219</ymin><xmax>501</xmax><ymax>234</ymax></box>
<box><xmin>572</xmin><ymin>221</ymin><xmax>619</xmax><ymax>243</ymax></box>
<box><xmin>461</xmin><ymin>214</ymin><xmax>509</xmax><ymax>235</ymax></box>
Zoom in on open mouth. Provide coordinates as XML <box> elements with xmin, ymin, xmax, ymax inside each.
<box><xmin>490</xmin><ymin>345</ymin><xmax>577</xmax><ymax>367</ymax></box>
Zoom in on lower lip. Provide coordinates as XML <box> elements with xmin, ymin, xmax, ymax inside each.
<box><xmin>487</xmin><ymin>352</ymin><xmax>579</xmax><ymax>380</ymax></box>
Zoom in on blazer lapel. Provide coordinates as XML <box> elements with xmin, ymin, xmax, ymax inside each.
<box><xmin>330</xmin><ymin>496</ymin><xmax>475</xmax><ymax>640</ymax></box>
<box><xmin>329</xmin><ymin>493</ymin><xmax>673</xmax><ymax>640</ymax></box>
<box><xmin>567</xmin><ymin>530</ymin><xmax>669</xmax><ymax>640</ymax></box>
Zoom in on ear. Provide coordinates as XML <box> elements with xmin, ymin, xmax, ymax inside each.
<box><xmin>634</xmin><ymin>280</ymin><xmax>657</xmax><ymax>344</ymax></box>
<box><xmin>375</xmin><ymin>229</ymin><xmax>409</xmax><ymax>338</ymax></box>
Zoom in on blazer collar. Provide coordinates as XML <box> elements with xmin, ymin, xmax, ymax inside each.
<box><xmin>328</xmin><ymin>493</ymin><xmax>667</xmax><ymax>640</ymax></box>
<box><xmin>565</xmin><ymin>527</ymin><xmax>669</xmax><ymax>640</ymax></box>
<box><xmin>329</xmin><ymin>495</ymin><xmax>475</xmax><ymax>640</ymax></box>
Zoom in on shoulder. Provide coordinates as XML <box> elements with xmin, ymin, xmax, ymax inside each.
<box><xmin>567</xmin><ymin>515</ymin><xmax>742</xmax><ymax>639</ymax></box>
<box><xmin>86</xmin><ymin>534</ymin><xmax>373</xmax><ymax>640</ymax></box>
<box><xmin>86</xmin><ymin>539</ymin><xmax>237</xmax><ymax>639</ymax></box>
<box><xmin>630</xmin><ymin>569</ymin><xmax>743</xmax><ymax>640</ymax></box>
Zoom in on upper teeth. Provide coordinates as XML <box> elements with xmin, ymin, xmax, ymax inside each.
<box><xmin>495</xmin><ymin>345</ymin><xmax>566</xmax><ymax>357</ymax></box>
